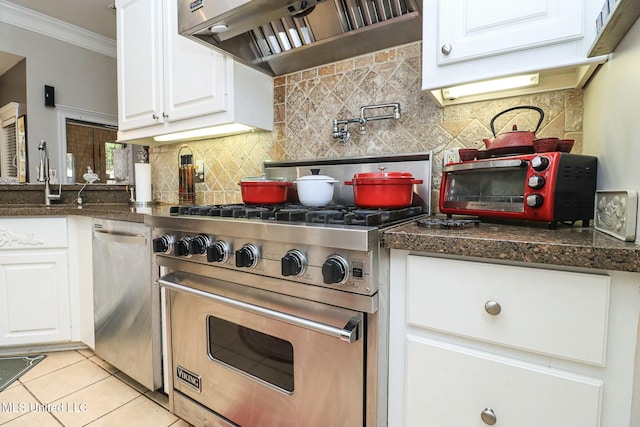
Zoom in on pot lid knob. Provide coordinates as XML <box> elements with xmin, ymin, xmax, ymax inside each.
<box><xmin>311</xmin><ymin>168</ymin><xmax>320</xmax><ymax>175</ymax></box>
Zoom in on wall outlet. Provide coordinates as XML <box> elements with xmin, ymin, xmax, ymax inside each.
<box><xmin>194</xmin><ymin>160</ymin><xmax>205</xmax><ymax>183</ymax></box>
<box><xmin>443</xmin><ymin>149</ymin><xmax>460</xmax><ymax>166</ymax></box>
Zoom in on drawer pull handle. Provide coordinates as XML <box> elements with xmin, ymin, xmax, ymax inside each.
<box><xmin>484</xmin><ymin>301</ymin><xmax>501</xmax><ymax>315</ymax></box>
<box><xmin>481</xmin><ymin>407</ymin><xmax>497</xmax><ymax>425</ymax></box>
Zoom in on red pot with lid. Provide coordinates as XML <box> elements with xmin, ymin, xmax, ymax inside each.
<box><xmin>345</xmin><ymin>168</ymin><xmax>423</xmax><ymax>208</ymax></box>
<box><xmin>239</xmin><ymin>175</ymin><xmax>291</xmax><ymax>204</ymax></box>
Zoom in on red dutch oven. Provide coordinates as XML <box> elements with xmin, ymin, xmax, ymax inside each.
<box><xmin>239</xmin><ymin>175</ymin><xmax>291</xmax><ymax>204</ymax></box>
<box><xmin>345</xmin><ymin>169</ymin><xmax>423</xmax><ymax>208</ymax></box>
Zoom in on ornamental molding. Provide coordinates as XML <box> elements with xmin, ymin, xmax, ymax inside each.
<box><xmin>0</xmin><ymin>228</ymin><xmax>44</xmax><ymax>248</ymax></box>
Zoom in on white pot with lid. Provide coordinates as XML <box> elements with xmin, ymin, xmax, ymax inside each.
<box><xmin>295</xmin><ymin>169</ymin><xmax>339</xmax><ymax>206</ymax></box>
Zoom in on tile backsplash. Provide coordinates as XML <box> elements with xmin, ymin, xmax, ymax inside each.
<box><xmin>150</xmin><ymin>41</ymin><xmax>583</xmax><ymax>208</ymax></box>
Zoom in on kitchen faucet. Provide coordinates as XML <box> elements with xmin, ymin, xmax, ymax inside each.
<box><xmin>37</xmin><ymin>140</ymin><xmax>61</xmax><ymax>206</ymax></box>
<box><xmin>332</xmin><ymin>102</ymin><xmax>401</xmax><ymax>143</ymax></box>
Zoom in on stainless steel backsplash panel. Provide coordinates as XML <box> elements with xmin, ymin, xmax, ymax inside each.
<box><xmin>264</xmin><ymin>152</ymin><xmax>432</xmax><ymax>213</ymax></box>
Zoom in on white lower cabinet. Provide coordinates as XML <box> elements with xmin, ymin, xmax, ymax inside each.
<box><xmin>389</xmin><ymin>251</ymin><xmax>640</xmax><ymax>427</ymax></box>
<box><xmin>0</xmin><ymin>218</ymin><xmax>70</xmax><ymax>346</ymax></box>
<box><xmin>406</xmin><ymin>336</ymin><xmax>602</xmax><ymax>427</ymax></box>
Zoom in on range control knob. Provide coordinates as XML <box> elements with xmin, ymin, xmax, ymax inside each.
<box><xmin>527</xmin><ymin>175</ymin><xmax>546</xmax><ymax>189</ymax></box>
<box><xmin>207</xmin><ymin>240</ymin><xmax>230</xmax><ymax>263</ymax></box>
<box><xmin>526</xmin><ymin>194</ymin><xmax>544</xmax><ymax>208</ymax></box>
<box><xmin>235</xmin><ymin>244</ymin><xmax>259</xmax><ymax>268</ymax></box>
<box><xmin>322</xmin><ymin>255</ymin><xmax>349</xmax><ymax>284</ymax></box>
<box><xmin>174</xmin><ymin>237</ymin><xmax>192</xmax><ymax>257</ymax></box>
<box><xmin>531</xmin><ymin>156</ymin><xmax>550</xmax><ymax>172</ymax></box>
<box><xmin>281</xmin><ymin>250</ymin><xmax>307</xmax><ymax>277</ymax></box>
<box><xmin>152</xmin><ymin>235</ymin><xmax>174</xmax><ymax>253</ymax></box>
<box><xmin>188</xmin><ymin>234</ymin><xmax>211</xmax><ymax>255</ymax></box>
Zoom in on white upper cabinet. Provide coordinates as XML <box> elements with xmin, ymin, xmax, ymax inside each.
<box><xmin>437</xmin><ymin>0</ymin><xmax>583</xmax><ymax>65</ymax></box>
<box><xmin>116</xmin><ymin>0</ymin><xmax>273</xmax><ymax>144</ymax></box>
<box><xmin>116</xmin><ymin>0</ymin><xmax>164</xmax><ymax>131</ymax></box>
<box><xmin>423</xmin><ymin>0</ymin><xmax>609</xmax><ymax>105</ymax></box>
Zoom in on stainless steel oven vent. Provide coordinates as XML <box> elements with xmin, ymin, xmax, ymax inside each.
<box><xmin>178</xmin><ymin>0</ymin><xmax>422</xmax><ymax>76</ymax></box>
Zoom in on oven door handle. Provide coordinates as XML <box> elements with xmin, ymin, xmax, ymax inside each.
<box><xmin>157</xmin><ymin>277</ymin><xmax>362</xmax><ymax>344</ymax></box>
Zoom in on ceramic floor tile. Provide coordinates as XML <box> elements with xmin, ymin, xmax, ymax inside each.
<box><xmin>49</xmin><ymin>376</ymin><xmax>141</xmax><ymax>427</ymax></box>
<box><xmin>0</xmin><ymin>409</ymin><xmax>62</xmax><ymax>427</ymax></box>
<box><xmin>87</xmin><ymin>355</ymin><xmax>118</xmax><ymax>374</ymax></box>
<box><xmin>18</xmin><ymin>351</ymin><xmax>86</xmax><ymax>383</ymax></box>
<box><xmin>76</xmin><ymin>348</ymin><xmax>95</xmax><ymax>359</ymax></box>
<box><xmin>23</xmin><ymin>359</ymin><xmax>110</xmax><ymax>404</ymax></box>
<box><xmin>0</xmin><ymin>383</ymin><xmax>40</xmax><ymax>425</ymax></box>
<box><xmin>2</xmin><ymin>351</ymin><xmax>189</xmax><ymax>427</ymax></box>
<box><xmin>85</xmin><ymin>395</ymin><xmax>179</xmax><ymax>427</ymax></box>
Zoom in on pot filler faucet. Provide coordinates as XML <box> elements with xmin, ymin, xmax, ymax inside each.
<box><xmin>332</xmin><ymin>102</ymin><xmax>401</xmax><ymax>143</ymax></box>
<box><xmin>37</xmin><ymin>140</ymin><xmax>61</xmax><ymax>206</ymax></box>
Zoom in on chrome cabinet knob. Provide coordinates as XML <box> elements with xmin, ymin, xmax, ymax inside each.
<box><xmin>481</xmin><ymin>407</ymin><xmax>497</xmax><ymax>425</ymax></box>
<box><xmin>441</xmin><ymin>44</ymin><xmax>452</xmax><ymax>55</ymax></box>
<box><xmin>484</xmin><ymin>301</ymin><xmax>502</xmax><ymax>315</ymax></box>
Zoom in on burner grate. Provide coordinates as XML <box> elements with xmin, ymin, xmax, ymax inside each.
<box><xmin>169</xmin><ymin>204</ymin><xmax>423</xmax><ymax>227</ymax></box>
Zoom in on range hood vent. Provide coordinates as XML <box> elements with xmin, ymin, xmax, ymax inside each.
<box><xmin>178</xmin><ymin>0</ymin><xmax>422</xmax><ymax>76</ymax></box>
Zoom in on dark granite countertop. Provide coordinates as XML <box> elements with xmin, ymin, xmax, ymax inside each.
<box><xmin>0</xmin><ymin>184</ymin><xmax>166</xmax><ymax>223</ymax></box>
<box><xmin>382</xmin><ymin>218</ymin><xmax>640</xmax><ymax>273</ymax></box>
<box><xmin>0</xmin><ymin>203</ymin><xmax>167</xmax><ymax>223</ymax></box>
<box><xmin>3</xmin><ymin>192</ymin><xmax>639</xmax><ymax>273</ymax></box>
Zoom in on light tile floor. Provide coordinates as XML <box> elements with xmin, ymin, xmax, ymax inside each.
<box><xmin>0</xmin><ymin>349</ymin><xmax>190</xmax><ymax>427</ymax></box>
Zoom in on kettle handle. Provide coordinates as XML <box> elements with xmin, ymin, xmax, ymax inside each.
<box><xmin>489</xmin><ymin>105</ymin><xmax>544</xmax><ymax>137</ymax></box>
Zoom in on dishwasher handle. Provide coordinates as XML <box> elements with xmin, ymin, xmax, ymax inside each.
<box><xmin>157</xmin><ymin>276</ymin><xmax>361</xmax><ymax>344</ymax></box>
<box><xmin>93</xmin><ymin>229</ymin><xmax>147</xmax><ymax>246</ymax></box>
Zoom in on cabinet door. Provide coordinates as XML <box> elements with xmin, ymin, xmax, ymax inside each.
<box><xmin>405</xmin><ymin>337</ymin><xmax>602</xmax><ymax>427</ymax></box>
<box><xmin>0</xmin><ymin>251</ymin><xmax>70</xmax><ymax>346</ymax></box>
<box><xmin>116</xmin><ymin>0</ymin><xmax>164</xmax><ymax>131</ymax></box>
<box><xmin>437</xmin><ymin>0</ymin><xmax>583</xmax><ymax>65</ymax></box>
<box><xmin>163</xmin><ymin>0</ymin><xmax>227</xmax><ymax>122</ymax></box>
<box><xmin>406</xmin><ymin>256</ymin><xmax>610</xmax><ymax>365</ymax></box>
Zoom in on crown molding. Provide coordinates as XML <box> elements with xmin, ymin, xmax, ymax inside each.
<box><xmin>0</xmin><ymin>0</ymin><xmax>116</xmax><ymax>58</ymax></box>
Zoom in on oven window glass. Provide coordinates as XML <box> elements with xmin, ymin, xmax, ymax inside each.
<box><xmin>444</xmin><ymin>167</ymin><xmax>527</xmax><ymax>211</ymax></box>
<box><xmin>208</xmin><ymin>316</ymin><xmax>294</xmax><ymax>393</ymax></box>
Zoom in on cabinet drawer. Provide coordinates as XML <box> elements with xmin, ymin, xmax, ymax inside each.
<box><xmin>405</xmin><ymin>336</ymin><xmax>602</xmax><ymax>427</ymax></box>
<box><xmin>0</xmin><ymin>218</ymin><xmax>68</xmax><ymax>249</ymax></box>
<box><xmin>407</xmin><ymin>256</ymin><xmax>609</xmax><ymax>365</ymax></box>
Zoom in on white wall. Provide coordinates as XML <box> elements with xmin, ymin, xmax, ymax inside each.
<box><xmin>0</xmin><ymin>22</ymin><xmax>117</xmax><ymax>179</ymax></box>
<box><xmin>583</xmin><ymin>18</ymin><xmax>640</xmax><ymax>242</ymax></box>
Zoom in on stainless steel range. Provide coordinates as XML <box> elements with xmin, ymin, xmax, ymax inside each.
<box><xmin>147</xmin><ymin>153</ymin><xmax>431</xmax><ymax>427</ymax></box>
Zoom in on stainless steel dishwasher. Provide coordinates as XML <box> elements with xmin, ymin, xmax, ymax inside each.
<box><xmin>92</xmin><ymin>218</ymin><xmax>162</xmax><ymax>391</ymax></box>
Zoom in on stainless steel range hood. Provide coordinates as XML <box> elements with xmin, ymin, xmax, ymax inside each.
<box><xmin>178</xmin><ymin>0</ymin><xmax>421</xmax><ymax>76</ymax></box>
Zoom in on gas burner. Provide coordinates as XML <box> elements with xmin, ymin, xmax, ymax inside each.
<box><xmin>416</xmin><ymin>218</ymin><xmax>481</xmax><ymax>229</ymax></box>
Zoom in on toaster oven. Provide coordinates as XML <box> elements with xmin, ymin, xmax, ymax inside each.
<box><xmin>439</xmin><ymin>152</ymin><xmax>597</xmax><ymax>226</ymax></box>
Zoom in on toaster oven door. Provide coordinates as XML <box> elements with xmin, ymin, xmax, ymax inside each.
<box><xmin>441</xmin><ymin>160</ymin><xmax>529</xmax><ymax>213</ymax></box>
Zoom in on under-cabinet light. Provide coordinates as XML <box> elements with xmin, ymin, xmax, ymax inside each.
<box><xmin>153</xmin><ymin>123</ymin><xmax>255</xmax><ymax>142</ymax></box>
<box><xmin>441</xmin><ymin>73</ymin><xmax>540</xmax><ymax>100</ymax></box>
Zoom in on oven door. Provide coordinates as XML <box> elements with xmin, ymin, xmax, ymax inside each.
<box><xmin>158</xmin><ymin>271</ymin><xmax>365</xmax><ymax>427</ymax></box>
<box><xmin>440</xmin><ymin>158</ymin><xmax>529</xmax><ymax>214</ymax></box>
